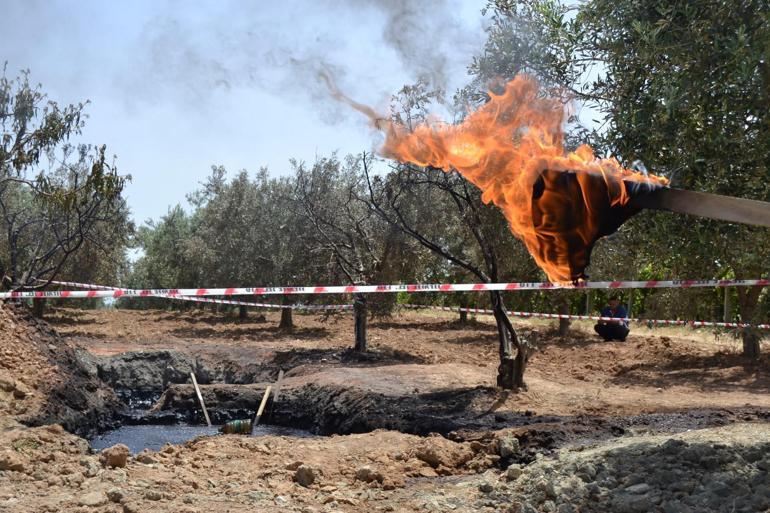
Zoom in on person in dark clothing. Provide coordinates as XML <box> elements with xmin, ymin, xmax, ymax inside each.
<box><xmin>594</xmin><ymin>296</ymin><xmax>629</xmax><ymax>341</ymax></box>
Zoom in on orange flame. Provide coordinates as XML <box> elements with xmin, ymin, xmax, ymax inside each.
<box><xmin>327</xmin><ymin>73</ymin><xmax>669</xmax><ymax>282</ymax></box>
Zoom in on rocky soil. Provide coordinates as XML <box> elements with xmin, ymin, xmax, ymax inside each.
<box><xmin>484</xmin><ymin>423</ymin><xmax>770</xmax><ymax>513</ymax></box>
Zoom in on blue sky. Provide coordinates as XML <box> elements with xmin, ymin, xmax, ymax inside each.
<box><xmin>2</xmin><ymin>0</ymin><xmax>488</xmax><ymax>225</ymax></box>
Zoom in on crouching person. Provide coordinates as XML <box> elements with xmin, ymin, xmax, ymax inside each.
<box><xmin>594</xmin><ymin>296</ymin><xmax>629</xmax><ymax>341</ymax></box>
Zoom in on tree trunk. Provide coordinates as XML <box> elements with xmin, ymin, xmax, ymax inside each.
<box><xmin>584</xmin><ymin>291</ymin><xmax>593</xmax><ymax>315</ymax></box>
<box><xmin>32</xmin><ymin>298</ymin><xmax>45</xmax><ymax>319</ymax></box>
<box><xmin>279</xmin><ymin>297</ymin><xmax>293</xmax><ymax>330</ymax></box>
<box><xmin>490</xmin><ymin>291</ymin><xmax>526</xmax><ymax>390</ymax></box>
<box><xmin>723</xmin><ymin>287</ymin><xmax>732</xmax><ymax>323</ymax></box>
<box><xmin>239</xmin><ymin>305</ymin><xmax>247</xmax><ymax>321</ymax></box>
<box><xmin>354</xmin><ymin>294</ymin><xmax>367</xmax><ymax>352</ymax></box>
<box><xmin>557</xmin><ymin>299</ymin><xmax>570</xmax><ymax>336</ymax></box>
<box><xmin>736</xmin><ymin>284</ymin><xmax>763</xmax><ymax>359</ymax></box>
<box><xmin>458</xmin><ymin>294</ymin><xmax>468</xmax><ymax>323</ymax></box>
<box><xmin>742</xmin><ymin>329</ymin><xmax>761</xmax><ymax>359</ymax></box>
<box><xmin>627</xmin><ymin>290</ymin><xmax>635</xmax><ymax>317</ymax></box>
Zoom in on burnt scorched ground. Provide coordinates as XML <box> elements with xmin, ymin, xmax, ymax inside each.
<box><xmin>1</xmin><ymin>306</ymin><xmax>769</xmax><ymax>512</ymax></box>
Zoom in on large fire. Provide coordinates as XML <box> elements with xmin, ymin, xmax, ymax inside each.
<box><xmin>326</xmin><ymin>74</ymin><xmax>669</xmax><ymax>282</ymax></box>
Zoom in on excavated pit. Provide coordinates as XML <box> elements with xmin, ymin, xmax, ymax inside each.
<box><xmin>78</xmin><ymin>347</ymin><xmax>770</xmax><ymax>466</ymax></box>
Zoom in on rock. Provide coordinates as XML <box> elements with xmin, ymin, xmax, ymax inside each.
<box><xmin>106</xmin><ymin>487</ymin><xmax>125</xmax><ymax>503</ymax></box>
<box><xmin>506</xmin><ymin>464</ymin><xmax>523</xmax><ymax>481</ymax></box>
<box><xmin>577</xmin><ymin>463</ymin><xmax>597</xmax><ymax>481</ymax></box>
<box><xmin>82</xmin><ymin>459</ymin><xmax>101</xmax><ymax>478</ymax></box>
<box><xmin>78</xmin><ymin>491</ymin><xmax>107</xmax><ymax>507</ymax></box>
<box><xmin>333</xmin><ymin>495</ymin><xmax>359</xmax><ymax>506</ymax></box>
<box><xmin>294</xmin><ymin>464</ymin><xmax>316</xmax><ymax>487</ymax></box>
<box><xmin>498</xmin><ymin>435</ymin><xmax>520</xmax><ymax>458</ymax></box>
<box><xmin>479</xmin><ymin>481</ymin><xmax>494</xmax><ymax>493</ymax></box>
<box><xmin>145</xmin><ymin>489</ymin><xmax>163</xmax><ymax>501</ymax></box>
<box><xmin>0</xmin><ymin>451</ymin><xmax>25</xmax><ymax>472</ymax></box>
<box><xmin>135</xmin><ymin>450</ymin><xmax>158</xmax><ymax>464</ymax></box>
<box><xmin>12</xmin><ymin>382</ymin><xmax>30</xmax><ymax>399</ymax></box>
<box><xmin>417</xmin><ymin>467</ymin><xmax>438</xmax><ymax>478</ymax></box>
<box><xmin>612</xmin><ymin>491</ymin><xmax>654</xmax><ymax>513</ymax></box>
<box><xmin>123</xmin><ymin>502</ymin><xmax>141</xmax><ymax>513</ymax></box>
<box><xmin>285</xmin><ymin>460</ymin><xmax>304</xmax><ymax>471</ymax></box>
<box><xmin>356</xmin><ymin>465</ymin><xmax>384</xmax><ymax>483</ymax></box>
<box><xmin>100</xmin><ymin>444</ymin><xmax>130</xmax><ymax>468</ymax></box>
<box><xmin>625</xmin><ymin>483</ymin><xmax>651</xmax><ymax>495</ymax></box>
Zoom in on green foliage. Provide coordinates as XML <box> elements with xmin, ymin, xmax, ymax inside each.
<box><xmin>478</xmin><ymin>0</ymin><xmax>769</xmax><ymax>327</ymax></box>
<box><xmin>0</xmin><ymin>67</ymin><xmax>130</xmax><ymax>290</ymax></box>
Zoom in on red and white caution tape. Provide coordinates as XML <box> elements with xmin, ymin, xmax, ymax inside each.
<box><xmin>5</xmin><ymin>278</ymin><xmax>768</xmax><ymax>300</ymax></box>
<box><xmin>38</xmin><ymin>280</ymin><xmax>352</xmax><ymax>311</ymax></box>
<box><xmin>402</xmin><ymin>304</ymin><xmax>770</xmax><ymax>330</ymax></box>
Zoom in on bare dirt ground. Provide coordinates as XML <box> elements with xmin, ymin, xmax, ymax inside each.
<box><xmin>1</xmin><ymin>305</ymin><xmax>768</xmax><ymax>512</ymax></box>
<box><xmin>53</xmin><ymin>307</ymin><xmax>770</xmax><ymax>416</ymax></box>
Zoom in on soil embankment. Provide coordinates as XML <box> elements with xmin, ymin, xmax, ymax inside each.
<box><xmin>0</xmin><ymin>305</ymin><xmax>120</xmax><ymax>436</ymax></box>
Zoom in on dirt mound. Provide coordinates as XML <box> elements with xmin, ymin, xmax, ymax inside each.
<box><xmin>497</xmin><ymin>423</ymin><xmax>770</xmax><ymax>513</ymax></box>
<box><xmin>0</xmin><ymin>304</ymin><xmax>119</xmax><ymax>436</ymax></box>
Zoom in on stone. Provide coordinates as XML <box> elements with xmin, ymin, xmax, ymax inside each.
<box><xmin>0</xmin><ymin>451</ymin><xmax>25</xmax><ymax>472</ymax></box>
<box><xmin>106</xmin><ymin>487</ymin><xmax>125</xmax><ymax>503</ymax></box>
<box><xmin>479</xmin><ymin>481</ymin><xmax>494</xmax><ymax>493</ymax></box>
<box><xmin>78</xmin><ymin>491</ymin><xmax>107</xmax><ymax>507</ymax></box>
<box><xmin>123</xmin><ymin>503</ymin><xmax>141</xmax><ymax>513</ymax></box>
<box><xmin>418</xmin><ymin>467</ymin><xmax>438</xmax><ymax>478</ymax></box>
<box><xmin>82</xmin><ymin>459</ymin><xmax>101</xmax><ymax>478</ymax></box>
<box><xmin>498</xmin><ymin>436</ymin><xmax>520</xmax><ymax>458</ymax></box>
<box><xmin>506</xmin><ymin>464</ymin><xmax>523</xmax><ymax>481</ymax></box>
<box><xmin>577</xmin><ymin>463</ymin><xmax>597</xmax><ymax>481</ymax></box>
<box><xmin>145</xmin><ymin>489</ymin><xmax>163</xmax><ymax>501</ymax></box>
<box><xmin>285</xmin><ymin>461</ymin><xmax>304</xmax><ymax>471</ymax></box>
<box><xmin>612</xmin><ymin>492</ymin><xmax>654</xmax><ymax>513</ymax></box>
<box><xmin>625</xmin><ymin>483</ymin><xmax>651</xmax><ymax>495</ymax></box>
<box><xmin>356</xmin><ymin>465</ymin><xmax>384</xmax><ymax>483</ymax></box>
<box><xmin>294</xmin><ymin>464</ymin><xmax>316</xmax><ymax>487</ymax></box>
<box><xmin>135</xmin><ymin>450</ymin><xmax>158</xmax><ymax>464</ymax></box>
<box><xmin>12</xmin><ymin>384</ymin><xmax>29</xmax><ymax>399</ymax></box>
<box><xmin>100</xmin><ymin>444</ymin><xmax>130</xmax><ymax>469</ymax></box>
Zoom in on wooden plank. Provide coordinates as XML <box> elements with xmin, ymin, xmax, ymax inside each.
<box><xmin>249</xmin><ymin>385</ymin><xmax>272</xmax><ymax>435</ymax></box>
<box><xmin>633</xmin><ymin>187</ymin><xmax>770</xmax><ymax>228</ymax></box>
<box><xmin>271</xmin><ymin>369</ymin><xmax>286</xmax><ymax>405</ymax></box>
<box><xmin>249</xmin><ymin>370</ymin><xmax>285</xmax><ymax>435</ymax></box>
<box><xmin>190</xmin><ymin>372</ymin><xmax>212</xmax><ymax>427</ymax></box>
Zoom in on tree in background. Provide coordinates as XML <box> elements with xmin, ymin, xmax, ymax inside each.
<box><xmin>189</xmin><ymin>165</ymin><xmax>318</xmax><ymax>326</ymax></box>
<box><xmin>0</xmin><ymin>68</ymin><xmax>129</xmax><ymax>316</ymax></box>
<box><xmin>293</xmin><ymin>154</ymin><xmax>416</xmax><ymax>351</ymax></box>
<box><xmin>479</xmin><ymin>0</ymin><xmax>770</xmax><ymax>356</ymax></box>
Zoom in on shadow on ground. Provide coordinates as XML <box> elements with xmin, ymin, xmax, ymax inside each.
<box><xmin>612</xmin><ymin>351</ymin><xmax>770</xmax><ymax>393</ymax></box>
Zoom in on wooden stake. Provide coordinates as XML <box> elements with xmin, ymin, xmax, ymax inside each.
<box><xmin>271</xmin><ymin>369</ymin><xmax>285</xmax><ymax>407</ymax></box>
<box><xmin>249</xmin><ymin>385</ymin><xmax>272</xmax><ymax>434</ymax></box>
<box><xmin>250</xmin><ymin>370</ymin><xmax>284</xmax><ymax>435</ymax></box>
<box><xmin>190</xmin><ymin>372</ymin><xmax>211</xmax><ymax>427</ymax></box>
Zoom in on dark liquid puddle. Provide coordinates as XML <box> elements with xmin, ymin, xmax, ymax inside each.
<box><xmin>89</xmin><ymin>424</ymin><xmax>310</xmax><ymax>453</ymax></box>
